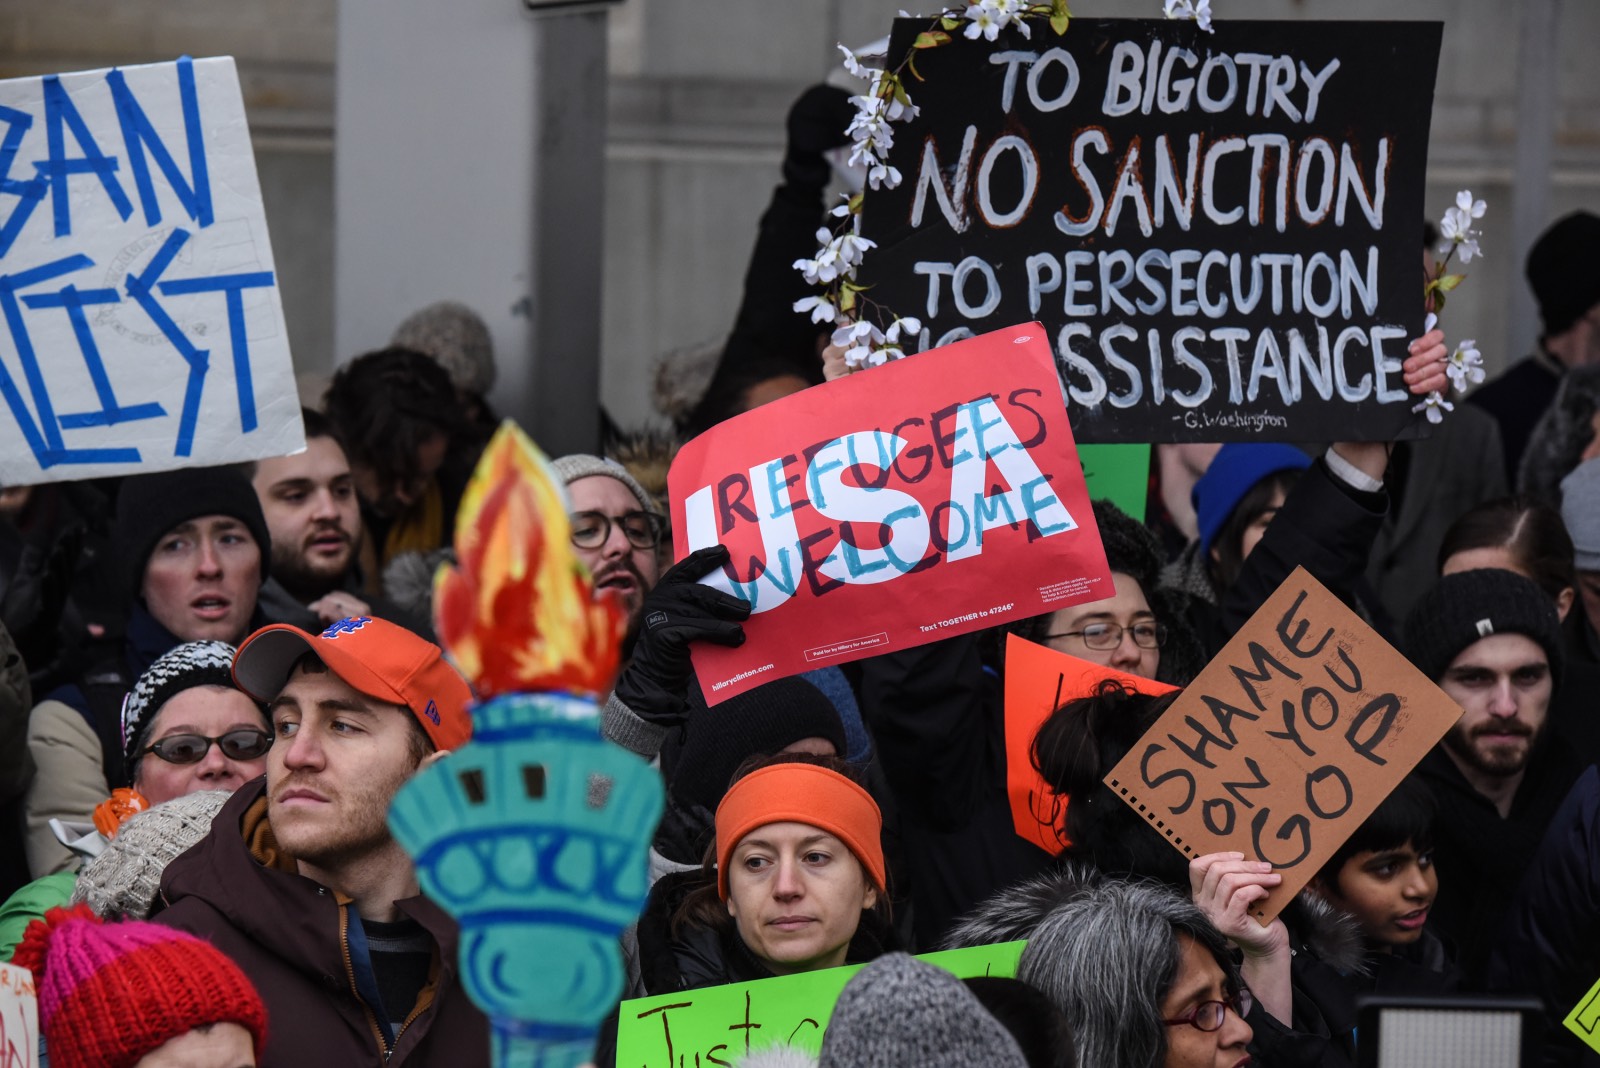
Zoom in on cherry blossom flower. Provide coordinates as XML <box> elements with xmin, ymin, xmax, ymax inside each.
<box><xmin>837</xmin><ymin>44</ymin><xmax>870</xmax><ymax>79</ymax></box>
<box><xmin>964</xmin><ymin>3</ymin><xmax>1004</xmax><ymax>41</ymax></box>
<box><xmin>793</xmin><ymin>294</ymin><xmax>837</xmax><ymax>325</ymax></box>
<box><xmin>832</xmin><ymin>320</ymin><xmax>879</xmax><ymax>350</ymax></box>
<box><xmin>1440</xmin><ymin>190</ymin><xmax>1485</xmax><ymax>248</ymax></box>
<box><xmin>1445</xmin><ymin>339</ymin><xmax>1485</xmax><ymax>393</ymax></box>
<box><xmin>884</xmin><ymin>316</ymin><xmax>923</xmax><ymax>345</ymax></box>
<box><xmin>1164</xmin><ymin>0</ymin><xmax>1215</xmax><ymax>32</ymax></box>
<box><xmin>1413</xmin><ymin>391</ymin><xmax>1454</xmax><ymax>424</ymax></box>
<box><xmin>832</xmin><ymin>320</ymin><xmax>890</xmax><ymax>369</ymax></box>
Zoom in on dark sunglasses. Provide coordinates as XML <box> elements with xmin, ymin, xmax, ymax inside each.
<box><xmin>144</xmin><ymin>728</ymin><xmax>272</xmax><ymax>765</ymax></box>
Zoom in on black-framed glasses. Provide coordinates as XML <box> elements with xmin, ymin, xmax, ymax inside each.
<box><xmin>570</xmin><ymin>510</ymin><xmax>663</xmax><ymax>551</ymax></box>
<box><xmin>144</xmin><ymin>729</ymin><xmax>272</xmax><ymax>765</ymax></box>
<box><xmin>1163</xmin><ymin>989</ymin><xmax>1253</xmax><ymax>1032</ymax></box>
<box><xmin>1044</xmin><ymin>621</ymin><xmax>1167</xmax><ymax>650</ymax></box>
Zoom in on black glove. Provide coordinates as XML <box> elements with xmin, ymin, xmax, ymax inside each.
<box><xmin>783</xmin><ymin>84</ymin><xmax>855</xmax><ymax>189</ymax></box>
<box><xmin>614</xmin><ymin>545</ymin><xmax>751</xmax><ymax>725</ymax></box>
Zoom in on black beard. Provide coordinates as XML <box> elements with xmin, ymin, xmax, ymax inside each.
<box><xmin>1441</xmin><ymin>721</ymin><xmax>1537</xmax><ymax>778</ymax></box>
<box><xmin>271</xmin><ymin>549</ymin><xmax>348</xmax><ymax>602</ymax></box>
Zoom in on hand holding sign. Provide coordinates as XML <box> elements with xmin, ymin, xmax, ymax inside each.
<box><xmin>668</xmin><ymin>322</ymin><xmax>1111</xmax><ymax>704</ymax></box>
<box><xmin>615</xmin><ymin>545</ymin><xmax>753</xmax><ymax>724</ymax></box>
<box><xmin>1103</xmin><ymin>567</ymin><xmax>1462</xmax><ymax>922</ymax></box>
<box><xmin>1188</xmin><ymin>851</ymin><xmax>1291</xmax><ymax>1024</ymax></box>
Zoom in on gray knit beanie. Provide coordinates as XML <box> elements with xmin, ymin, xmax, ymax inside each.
<box><xmin>70</xmin><ymin>790</ymin><xmax>231</xmax><ymax>918</ymax></box>
<box><xmin>1403</xmin><ymin>569</ymin><xmax>1565</xmax><ymax>685</ymax></box>
<box><xmin>1560</xmin><ymin>458</ymin><xmax>1600</xmax><ymax>572</ymax></box>
<box><xmin>391</xmin><ymin>300</ymin><xmax>497</xmax><ymax>395</ymax></box>
<box><xmin>818</xmin><ymin>954</ymin><xmax>1028</xmax><ymax>1068</ymax></box>
<box><xmin>551</xmin><ymin>454</ymin><xmax>662</xmax><ymax>515</ymax></box>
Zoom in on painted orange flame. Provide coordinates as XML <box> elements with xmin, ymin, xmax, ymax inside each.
<box><xmin>434</xmin><ymin>422</ymin><xmax>627</xmax><ymax>699</ymax></box>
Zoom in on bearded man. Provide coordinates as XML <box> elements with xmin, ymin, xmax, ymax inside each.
<box><xmin>1405</xmin><ymin>568</ymin><xmax>1588</xmax><ymax>984</ymax></box>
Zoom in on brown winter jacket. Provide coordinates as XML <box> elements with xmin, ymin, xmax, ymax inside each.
<box><xmin>154</xmin><ymin>779</ymin><xmax>489</xmax><ymax>1067</ymax></box>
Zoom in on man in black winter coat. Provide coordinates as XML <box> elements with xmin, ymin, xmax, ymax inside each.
<box><xmin>1403</xmin><ymin>568</ymin><xmax>1590</xmax><ymax>986</ymax></box>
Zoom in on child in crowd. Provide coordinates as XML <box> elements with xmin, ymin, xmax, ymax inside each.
<box><xmin>1288</xmin><ymin>777</ymin><xmax>1457</xmax><ymax>1067</ymax></box>
<box><xmin>16</xmin><ymin>904</ymin><xmax>268</xmax><ymax>1068</ymax></box>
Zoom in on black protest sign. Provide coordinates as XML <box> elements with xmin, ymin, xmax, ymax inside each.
<box><xmin>856</xmin><ymin>19</ymin><xmax>1443</xmax><ymax>443</ymax></box>
<box><xmin>1102</xmin><ymin>567</ymin><xmax>1460</xmax><ymax>922</ymax></box>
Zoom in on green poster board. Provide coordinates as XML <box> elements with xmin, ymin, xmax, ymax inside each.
<box><xmin>1565</xmin><ymin>974</ymin><xmax>1600</xmax><ymax>1056</ymax></box>
<box><xmin>615</xmin><ymin>940</ymin><xmax>1026</xmax><ymax>1067</ymax></box>
<box><xmin>1079</xmin><ymin>443</ymin><xmax>1151</xmax><ymax>521</ymax></box>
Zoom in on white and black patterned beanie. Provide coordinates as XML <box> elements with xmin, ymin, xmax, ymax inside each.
<box><xmin>120</xmin><ymin>641</ymin><xmax>244</xmax><ymax>775</ymax></box>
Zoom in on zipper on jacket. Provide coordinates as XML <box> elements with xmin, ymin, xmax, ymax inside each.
<box><xmin>338</xmin><ymin>902</ymin><xmax>392</xmax><ymax>1059</ymax></box>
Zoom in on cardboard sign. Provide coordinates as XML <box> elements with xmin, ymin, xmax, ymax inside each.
<box><xmin>1102</xmin><ymin>567</ymin><xmax>1461</xmax><ymax>921</ymax></box>
<box><xmin>856</xmin><ymin>19</ymin><xmax>1442</xmax><ymax>444</ymax></box>
<box><xmin>1079</xmin><ymin>443</ymin><xmax>1150</xmax><ymax>521</ymax></box>
<box><xmin>1005</xmin><ymin>634</ymin><xmax>1177</xmax><ymax>854</ymax></box>
<box><xmin>0</xmin><ymin>962</ymin><xmax>39</xmax><ymax>1068</ymax></box>
<box><xmin>1564</xmin><ymin>975</ymin><xmax>1600</xmax><ymax>1057</ymax></box>
<box><xmin>0</xmin><ymin>57</ymin><xmax>303</xmax><ymax>484</ymax></box>
<box><xmin>669</xmin><ymin>322</ymin><xmax>1112</xmax><ymax>704</ymax></box>
<box><xmin>615</xmin><ymin>940</ymin><xmax>1025</xmax><ymax>1067</ymax></box>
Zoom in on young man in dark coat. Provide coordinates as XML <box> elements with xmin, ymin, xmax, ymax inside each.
<box><xmin>155</xmin><ymin>615</ymin><xmax>488</xmax><ymax>1067</ymax></box>
<box><xmin>1404</xmin><ymin>568</ymin><xmax>1591</xmax><ymax>985</ymax></box>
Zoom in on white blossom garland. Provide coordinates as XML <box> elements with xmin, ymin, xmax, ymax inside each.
<box><xmin>1413</xmin><ymin>190</ymin><xmax>1489</xmax><ymax>423</ymax></box>
<box><xmin>795</xmin><ymin>0</ymin><xmax>1214</xmax><ymax>368</ymax></box>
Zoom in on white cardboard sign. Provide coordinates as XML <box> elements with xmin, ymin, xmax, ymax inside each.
<box><xmin>0</xmin><ymin>56</ymin><xmax>303</xmax><ymax>485</ymax></box>
<box><xmin>0</xmin><ymin>961</ymin><xmax>38</xmax><ymax>1068</ymax></box>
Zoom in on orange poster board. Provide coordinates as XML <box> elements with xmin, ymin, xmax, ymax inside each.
<box><xmin>1004</xmin><ymin>634</ymin><xmax>1176</xmax><ymax>854</ymax></box>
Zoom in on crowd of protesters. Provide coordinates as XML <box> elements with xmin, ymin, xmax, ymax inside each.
<box><xmin>1</xmin><ymin>79</ymin><xmax>1600</xmax><ymax>1068</ymax></box>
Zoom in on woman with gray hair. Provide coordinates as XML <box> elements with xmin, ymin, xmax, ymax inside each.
<box><xmin>1018</xmin><ymin>879</ymin><xmax>1253</xmax><ymax>1068</ymax></box>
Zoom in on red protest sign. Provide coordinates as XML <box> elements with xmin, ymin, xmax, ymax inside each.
<box><xmin>669</xmin><ymin>323</ymin><xmax>1112</xmax><ymax>703</ymax></box>
<box><xmin>1004</xmin><ymin>634</ymin><xmax>1177</xmax><ymax>854</ymax></box>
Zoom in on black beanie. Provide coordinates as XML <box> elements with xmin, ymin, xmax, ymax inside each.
<box><xmin>663</xmin><ymin>677</ymin><xmax>848</xmax><ymax>812</ymax></box>
<box><xmin>1403</xmin><ymin>569</ymin><xmax>1564</xmax><ymax>685</ymax></box>
<box><xmin>114</xmin><ymin>466</ymin><xmax>272</xmax><ymax>598</ymax></box>
<box><xmin>1090</xmin><ymin>499</ymin><xmax>1163</xmax><ymax>597</ymax></box>
<box><xmin>1527</xmin><ymin>211</ymin><xmax>1600</xmax><ymax>337</ymax></box>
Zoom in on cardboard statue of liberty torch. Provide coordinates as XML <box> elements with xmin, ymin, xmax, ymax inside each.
<box><xmin>389</xmin><ymin>423</ymin><xmax>664</xmax><ymax>1068</ymax></box>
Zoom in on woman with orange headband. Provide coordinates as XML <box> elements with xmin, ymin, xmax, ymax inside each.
<box><xmin>633</xmin><ymin>754</ymin><xmax>891</xmax><ymax>994</ymax></box>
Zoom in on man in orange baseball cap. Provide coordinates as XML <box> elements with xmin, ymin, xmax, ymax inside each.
<box><xmin>155</xmin><ymin>616</ymin><xmax>488</xmax><ymax>1067</ymax></box>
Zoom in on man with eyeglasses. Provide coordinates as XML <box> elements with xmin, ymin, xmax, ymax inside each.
<box><xmin>550</xmin><ymin>454</ymin><xmax>755</xmax><ymax>765</ymax></box>
<box><xmin>550</xmin><ymin>454</ymin><xmax>665</xmax><ymax>628</ymax></box>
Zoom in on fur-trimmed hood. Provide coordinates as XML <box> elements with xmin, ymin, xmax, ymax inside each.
<box><xmin>735</xmin><ymin>1046</ymin><xmax>819</xmax><ymax>1068</ymax></box>
<box><xmin>1162</xmin><ymin>539</ymin><xmax>1219</xmax><ymax>607</ymax></box>
<box><xmin>1284</xmin><ymin>890</ymin><xmax>1370</xmax><ymax>976</ymax></box>
<box><xmin>652</xmin><ymin>338</ymin><xmax>724</xmax><ymax>427</ymax></box>
<box><xmin>940</xmin><ymin>863</ymin><xmax>1104</xmax><ymax>950</ymax></box>
<box><xmin>604</xmin><ymin>428</ymin><xmax>679</xmax><ymax>512</ymax></box>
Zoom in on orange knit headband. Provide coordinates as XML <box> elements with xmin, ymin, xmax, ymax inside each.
<box><xmin>714</xmin><ymin>762</ymin><xmax>886</xmax><ymax>901</ymax></box>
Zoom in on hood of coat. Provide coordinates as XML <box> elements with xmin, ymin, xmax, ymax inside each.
<box><xmin>1161</xmin><ymin>540</ymin><xmax>1219</xmax><ymax>608</ymax></box>
<box><xmin>737</xmin><ymin>1046</ymin><xmax>820</xmax><ymax>1068</ymax></box>
<box><xmin>157</xmin><ymin>778</ymin><xmax>462</xmax><ymax>979</ymax></box>
<box><xmin>1285</xmin><ymin>890</ymin><xmax>1370</xmax><ymax>976</ymax></box>
<box><xmin>940</xmin><ymin>863</ymin><xmax>1104</xmax><ymax>950</ymax></box>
